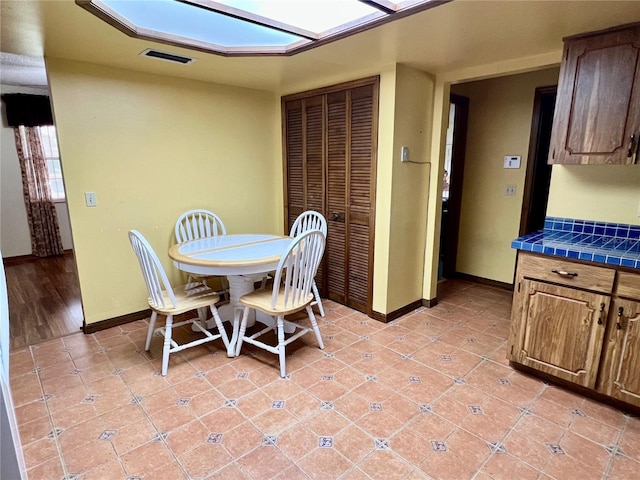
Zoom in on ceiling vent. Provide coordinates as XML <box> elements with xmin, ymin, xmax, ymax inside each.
<box><xmin>139</xmin><ymin>49</ymin><xmax>196</xmax><ymax>65</ymax></box>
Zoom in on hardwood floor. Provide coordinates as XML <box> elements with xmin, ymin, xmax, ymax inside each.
<box><xmin>4</xmin><ymin>252</ymin><xmax>83</xmax><ymax>350</ymax></box>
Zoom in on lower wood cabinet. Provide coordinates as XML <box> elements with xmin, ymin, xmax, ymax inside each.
<box><xmin>509</xmin><ymin>251</ymin><xmax>640</xmax><ymax>408</ymax></box>
<box><xmin>597</xmin><ymin>296</ymin><xmax>640</xmax><ymax>406</ymax></box>
<box><xmin>511</xmin><ymin>279</ymin><xmax>609</xmax><ymax>388</ymax></box>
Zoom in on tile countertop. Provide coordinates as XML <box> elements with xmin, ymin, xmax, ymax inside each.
<box><xmin>511</xmin><ymin>217</ymin><xmax>640</xmax><ymax>270</ymax></box>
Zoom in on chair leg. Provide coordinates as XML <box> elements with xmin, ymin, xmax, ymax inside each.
<box><xmin>209</xmin><ymin>304</ymin><xmax>230</xmax><ymax>352</ymax></box>
<box><xmin>276</xmin><ymin>315</ymin><xmax>287</xmax><ymax>378</ymax></box>
<box><xmin>235</xmin><ymin>307</ymin><xmax>251</xmax><ymax>357</ymax></box>
<box><xmin>161</xmin><ymin>314</ymin><xmax>173</xmax><ymax>376</ymax></box>
<box><xmin>306</xmin><ymin>306</ymin><xmax>324</xmax><ymax>350</ymax></box>
<box><xmin>145</xmin><ymin>311</ymin><xmax>158</xmax><ymax>351</ymax></box>
<box><xmin>312</xmin><ymin>281</ymin><xmax>325</xmax><ymax>317</ymax></box>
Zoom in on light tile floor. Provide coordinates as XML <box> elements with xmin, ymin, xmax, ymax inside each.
<box><xmin>10</xmin><ymin>280</ymin><xmax>640</xmax><ymax>479</ymax></box>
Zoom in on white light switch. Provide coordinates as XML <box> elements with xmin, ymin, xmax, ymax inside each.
<box><xmin>504</xmin><ymin>155</ymin><xmax>521</xmax><ymax>169</ymax></box>
<box><xmin>401</xmin><ymin>146</ymin><xmax>409</xmax><ymax>163</ymax></box>
<box><xmin>85</xmin><ymin>192</ymin><xmax>97</xmax><ymax>207</ymax></box>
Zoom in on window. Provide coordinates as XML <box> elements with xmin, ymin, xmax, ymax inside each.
<box><xmin>37</xmin><ymin>125</ymin><xmax>65</xmax><ymax>201</ymax></box>
<box><xmin>78</xmin><ymin>0</ymin><xmax>444</xmax><ymax>56</ymax></box>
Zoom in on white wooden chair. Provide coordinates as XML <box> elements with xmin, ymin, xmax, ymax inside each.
<box><xmin>128</xmin><ymin>230</ymin><xmax>230</xmax><ymax>376</ymax></box>
<box><xmin>290</xmin><ymin>211</ymin><xmax>327</xmax><ymax>317</ymax></box>
<box><xmin>174</xmin><ymin>209</ymin><xmax>228</xmax><ymax>294</ymax></box>
<box><xmin>261</xmin><ymin>210</ymin><xmax>327</xmax><ymax>316</ymax></box>
<box><xmin>235</xmin><ymin>230</ymin><xmax>326</xmax><ymax>377</ymax></box>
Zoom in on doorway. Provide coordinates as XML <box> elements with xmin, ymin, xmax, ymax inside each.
<box><xmin>1</xmin><ymin>96</ymin><xmax>83</xmax><ymax>349</ymax></box>
<box><xmin>439</xmin><ymin>94</ymin><xmax>469</xmax><ymax>279</ymax></box>
<box><xmin>520</xmin><ymin>86</ymin><xmax>557</xmax><ymax>235</ymax></box>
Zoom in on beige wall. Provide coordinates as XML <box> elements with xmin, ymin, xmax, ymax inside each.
<box><xmin>371</xmin><ymin>65</ymin><xmax>433</xmax><ymax>314</ymax></box>
<box><xmin>451</xmin><ymin>67</ymin><xmax>560</xmax><ymax>284</ymax></box>
<box><xmin>372</xmin><ymin>66</ymin><xmax>396</xmax><ymax>314</ymax></box>
<box><xmin>45</xmin><ymin>55</ymin><xmax>637</xmax><ymax>324</ymax></box>
<box><xmin>46</xmin><ymin>57</ymin><xmax>426</xmax><ymax>323</ymax></box>
<box><xmin>547</xmin><ymin>165</ymin><xmax>640</xmax><ymax>225</ymax></box>
<box><xmin>387</xmin><ymin>65</ymin><xmax>433</xmax><ymax>311</ymax></box>
<box><xmin>47</xmin><ymin>58</ymin><xmax>281</xmax><ymax>324</ymax></box>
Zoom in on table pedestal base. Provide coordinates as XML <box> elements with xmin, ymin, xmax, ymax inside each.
<box><xmin>197</xmin><ymin>274</ymin><xmax>293</xmax><ymax>356</ymax></box>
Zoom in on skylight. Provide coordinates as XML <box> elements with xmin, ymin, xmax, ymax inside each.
<box><xmin>77</xmin><ymin>0</ymin><xmax>446</xmax><ymax>56</ymax></box>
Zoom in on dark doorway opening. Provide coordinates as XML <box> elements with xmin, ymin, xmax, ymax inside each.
<box><xmin>520</xmin><ymin>86</ymin><xmax>557</xmax><ymax>236</ymax></box>
<box><xmin>439</xmin><ymin>94</ymin><xmax>469</xmax><ymax>279</ymax></box>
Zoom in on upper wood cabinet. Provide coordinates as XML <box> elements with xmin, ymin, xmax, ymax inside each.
<box><xmin>549</xmin><ymin>22</ymin><xmax>640</xmax><ymax>165</ymax></box>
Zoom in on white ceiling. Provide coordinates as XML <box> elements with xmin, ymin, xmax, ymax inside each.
<box><xmin>2</xmin><ymin>1</ymin><xmax>640</xmax><ymax>92</ymax></box>
<box><xmin>0</xmin><ymin>52</ymin><xmax>47</xmax><ymax>87</ymax></box>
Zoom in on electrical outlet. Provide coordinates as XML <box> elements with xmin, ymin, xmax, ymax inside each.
<box><xmin>505</xmin><ymin>185</ymin><xmax>516</xmax><ymax>196</ymax></box>
<box><xmin>85</xmin><ymin>192</ymin><xmax>97</xmax><ymax>207</ymax></box>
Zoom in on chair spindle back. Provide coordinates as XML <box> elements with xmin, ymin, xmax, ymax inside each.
<box><xmin>272</xmin><ymin>230</ymin><xmax>326</xmax><ymax>310</ymax></box>
<box><xmin>290</xmin><ymin>210</ymin><xmax>327</xmax><ymax>238</ymax></box>
<box><xmin>128</xmin><ymin>230</ymin><xmax>177</xmax><ymax>309</ymax></box>
<box><xmin>175</xmin><ymin>209</ymin><xmax>226</xmax><ymax>243</ymax></box>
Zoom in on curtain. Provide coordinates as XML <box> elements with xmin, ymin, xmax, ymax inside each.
<box><xmin>14</xmin><ymin>126</ymin><xmax>64</xmax><ymax>257</ymax></box>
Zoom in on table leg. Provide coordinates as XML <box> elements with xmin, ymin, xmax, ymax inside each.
<box><xmin>200</xmin><ymin>273</ymin><xmax>294</xmax><ymax>355</ymax></box>
<box><xmin>223</xmin><ymin>274</ymin><xmax>264</xmax><ymax>356</ymax></box>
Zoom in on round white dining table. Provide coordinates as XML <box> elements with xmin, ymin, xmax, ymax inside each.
<box><xmin>168</xmin><ymin>234</ymin><xmax>293</xmax><ymax>356</ymax></box>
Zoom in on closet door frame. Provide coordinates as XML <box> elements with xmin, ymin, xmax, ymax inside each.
<box><xmin>282</xmin><ymin>76</ymin><xmax>379</xmax><ymax>317</ymax></box>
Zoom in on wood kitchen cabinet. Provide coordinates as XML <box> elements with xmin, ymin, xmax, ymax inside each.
<box><xmin>508</xmin><ymin>251</ymin><xmax>640</xmax><ymax>408</ymax></box>
<box><xmin>508</xmin><ymin>252</ymin><xmax>614</xmax><ymax>388</ymax></box>
<box><xmin>597</xmin><ymin>273</ymin><xmax>640</xmax><ymax>406</ymax></box>
<box><xmin>549</xmin><ymin>22</ymin><xmax>640</xmax><ymax>165</ymax></box>
<box><xmin>511</xmin><ymin>279</ymin><xmax>609</xmax><ymax>388</ymax></box>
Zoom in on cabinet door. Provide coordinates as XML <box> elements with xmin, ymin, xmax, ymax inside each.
<box><xmin>549</xmin><ymin>24</ymin><xmax>640</xmax><ymax>164</ymax></box>
<box><xmin>597</xmin><ymin>299</ymin><xmax>640</xmax><ymax>407</ymax></box>
<box><xmin>512</xmin><ymin>280</ymin><xmax>609</xmax><ymax>388</ymax></box>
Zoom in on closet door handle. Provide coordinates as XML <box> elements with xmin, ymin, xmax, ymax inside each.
<box><xmin>331</xmin><ymin>212</ymin><xmax>345</xmax><ymax>223</ymax></box>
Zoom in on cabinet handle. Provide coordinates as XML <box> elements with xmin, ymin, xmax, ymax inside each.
<box><xmin>551</xmin><ymin>269</ymin><xmax>578</xmax><ymax>277</ymax></box>
<box><xmin>628</xmin><ymin>134</ymin><xmax>637</xmax><ymax>158</ymax></box>
<box><xmin>597</xmin><ymin>302</ymin><xmax>605</xmax><ymax>325</ymax></box>
<box><xmin>616</xmin><ymin>306</ymin><xmax>624</xmax><ymax>330</ymax></box>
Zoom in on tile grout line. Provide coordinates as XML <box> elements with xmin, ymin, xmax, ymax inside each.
<box><xmin>469</xmin><ymin>380</ymin><xmax>551</xmax><ymax>480</ymax></box>
<box><xmin>79</xmin><ymin>330</ymin><xmax>134</xmax><ymax>479</ymax></box>
<box><xmin>28</xmin><ymin>343</ymin><xmax>71</xmax><ymax>480</ymax></box>
<box><xmin>93</xmin><ymin>325</ymin><xmax>190</xmax><ymax>480</ymax></box>
<box><xmin>601</xmin><ymin>412</ymin><xmax>632</xmax><ymax>479</ymax></box>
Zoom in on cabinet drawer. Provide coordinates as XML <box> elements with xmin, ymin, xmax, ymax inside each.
<box><xmin>616</xmin><ymin>271</ymin><xmax>640</xmax><ymax>301</ymax></box>
<box><xmin>517</xmin><ymin>252</ymin><xmax>615</xmax><ymax>293</ymax></box>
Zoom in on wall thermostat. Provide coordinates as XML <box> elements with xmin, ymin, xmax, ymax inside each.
<box><xmin>504</xmin><ymin>155</ymin><xmax>521</xmax><ymax>169</ymax></box>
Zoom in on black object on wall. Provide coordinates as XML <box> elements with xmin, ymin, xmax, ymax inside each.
<box><xmin>1</xmin><ymin>94</ymin><xmax>53</xmax><ymax>127</ymax></box>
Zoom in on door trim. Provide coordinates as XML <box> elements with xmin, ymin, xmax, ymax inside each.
<box><xmin>442</xmin><ymin>94</ymin><xmax>469</xmax><ymax>278</ymax></box>
<box><xmin>519</xmin><ymin>85</ymin><xmax>557</xmax><ymax>236</ymax></box>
